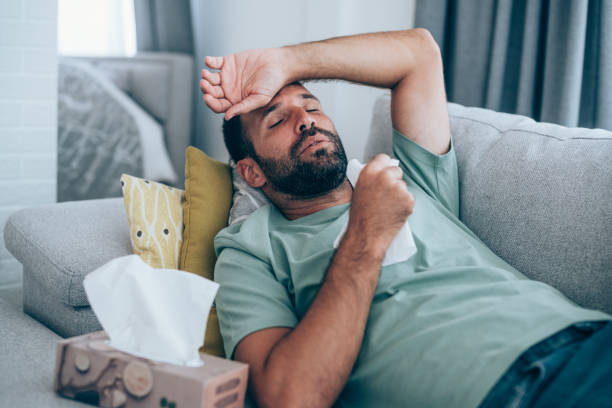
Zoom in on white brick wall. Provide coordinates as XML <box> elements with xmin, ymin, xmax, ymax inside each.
<box><xmin>0</xmin><ymin>0</ymin><xmax>58</xmax><ymax>287</ymax></box>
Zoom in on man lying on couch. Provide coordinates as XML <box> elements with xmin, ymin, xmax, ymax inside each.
<box><xmin>200</xmin><ymin>29</ymin><xmax>611</xmax><ymax>407</ymax></box>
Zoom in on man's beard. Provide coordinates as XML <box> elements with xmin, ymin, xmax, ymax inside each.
<box><xmin>253</xmin><ymin>126</ymin><xmax>348</xmax><ymax>198</ymax></box>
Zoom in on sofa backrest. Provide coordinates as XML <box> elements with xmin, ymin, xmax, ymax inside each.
<box><xmin>365</xmin><ymin>94</ymin><xmax>612</xmax><ymax>314</ymax></box>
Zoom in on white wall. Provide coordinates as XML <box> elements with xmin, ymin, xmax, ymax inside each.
<box><xmin>0</xmin><ymin>0</ymin><xmax>58</xmax><ymax>287</ymax></box>
<box><xmin>191</xmin><ymin>0</ymin><xmax>416</xmax><ymax>161</ymax></box>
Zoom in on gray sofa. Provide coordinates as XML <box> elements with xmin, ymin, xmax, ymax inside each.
<box><xmin>3</xmin><ymin>96</ymin><xmax>612</xmax><ymax>407</ymax></box>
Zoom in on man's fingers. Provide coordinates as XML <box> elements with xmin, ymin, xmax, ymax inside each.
<box><xmin>200</xmin><ymin>79</ymin><xmax>224</xmax><ymax>98</ymax></box>
<box><xmin>385</xmin><ymin>166</ymin><xmax>403</xmax><ymax>181</ymax></box>
<box><xmin>200</xmin><ymin>79</ymin><xmax>224</xmax><ymax>99</ymax></box>
<box><xmin>371</xmin><ymin>153</ymin><xmax>392</xmax><ymax>164</ymax></box>
<box><xmin>201</xmin><ymin>69</ymin><xmax>221</xmax><ymax>85</ymax></box>
<box><xmin>203</xmin><ymin>94</ymin><xmax>232</xmax><ymax>114</ymax></box>
<box><xmin>365</xmin><ymin>154</ymin><xmax>393</xmax><ymax>173</ymax></box>
<box><xmin>204</xmin><ymin>56</ymin><xmax>223</xmax><ymax>70</ymax></box>
<box><xmin>225</xmin><ymin>94</ymin><xmax>270</xmax><ymax>120</ymax></box>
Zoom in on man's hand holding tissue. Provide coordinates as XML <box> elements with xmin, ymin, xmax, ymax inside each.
<box><xmin>345</xmin><ymin>154</ymin><xmax>415</xmax><ymax>260</ymax></box>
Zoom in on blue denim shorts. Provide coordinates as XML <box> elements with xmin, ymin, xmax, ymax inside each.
<box><xmin>479</xmin><ymin>320</ymin><xmax>612</xmax><ymax>408</ymax></box>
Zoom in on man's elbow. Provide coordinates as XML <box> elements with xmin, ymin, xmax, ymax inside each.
<box><xmin>409</xmin><ymin>28</ymin><xmax>441</xmax><ymax>56</ymax></box>
<box><xmin>402</xmin><ymin>28</ymin><xmax>442</xmax><ymax>70</ymax></box>
<box><xmin>256</xmin><ymin>381</ymin><xmax>307</xmax><ymax>408</ymax></box>
<box><xmin>256</xmin><ymin>372</ymin><xmax>331</xmax><ymax>408</ymax></box>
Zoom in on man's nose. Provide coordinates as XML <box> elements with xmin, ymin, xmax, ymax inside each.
<box><xmin>296</xmin><ymin>110</ymin><xmax>316</xmax><ymax>134</ymax></box>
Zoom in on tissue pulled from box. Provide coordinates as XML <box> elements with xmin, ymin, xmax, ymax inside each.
<box><xmin>334</xmin><ymin>158</ymin><xmax>417</xmax><ymax>266</ymax></box>
<box><xmin>83</xmin><ymin>255</ymin><xmax>219</xmax><ymax>367</ymax></box>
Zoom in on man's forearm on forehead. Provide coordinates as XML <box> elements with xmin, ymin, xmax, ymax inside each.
<box><xmin>281</xmin><ymin>29</ymin><xmax>439</xmax><ymax>89</ymax></box>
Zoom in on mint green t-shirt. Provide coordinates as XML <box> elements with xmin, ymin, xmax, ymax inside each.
<box><xmin>214</xmin><ymin>130</ymin><xmax>610</xmax><ymax>407</ymax></box>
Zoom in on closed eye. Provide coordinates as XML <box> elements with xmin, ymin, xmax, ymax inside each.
<box><xmin>306</xmin><ymin>109</ymin><xmax>318</xmax><ymax>112</ymax></box>
<box><xmin>270</xmin><ymin>119</ymin><xmax>283</xmax><ymax>128</ymax></box>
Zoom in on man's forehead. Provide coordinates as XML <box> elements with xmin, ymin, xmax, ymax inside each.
<box><xmin>254</xmin><ymin>84</ymin><xmax>318</xmax><ymax>116</ymax></box>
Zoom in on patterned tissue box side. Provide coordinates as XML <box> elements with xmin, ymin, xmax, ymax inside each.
<box><xmin>53</xmin><ymin>331</ymin><xmax>248</xmax><ymax>408</ymax></box>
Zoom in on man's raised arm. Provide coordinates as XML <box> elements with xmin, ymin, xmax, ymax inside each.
<box><xmin>201</xmin><ymin>28</ymin><xmax>450</xmax><ymax>155</ymax></box>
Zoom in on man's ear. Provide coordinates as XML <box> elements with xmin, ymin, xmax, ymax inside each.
<box><xmin>236</xmin><ymin>158</ymin><xmax>267</xmax><ymax>188</ymax></box>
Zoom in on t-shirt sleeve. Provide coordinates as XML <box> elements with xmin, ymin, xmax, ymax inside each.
<box><xmin>214</xmin><ymin>246</ymin><xmax>298</xmax><ymax>359</ymax></box>
<box><xmin>392</xmin><ymin>128</ymin><xmax>460</xmax><ymax>218</ymax></box>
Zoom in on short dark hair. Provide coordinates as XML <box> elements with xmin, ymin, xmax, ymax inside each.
<box><xmin>222</xmin><ymin>115</ymin><xmax>256</xmax><ymax>163</ymax></box>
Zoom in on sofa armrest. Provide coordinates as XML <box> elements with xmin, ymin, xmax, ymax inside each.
<box><xmin>3</xmin><ymin>198</ymin><xmax>132</xmax><ymax>307</ymax></box>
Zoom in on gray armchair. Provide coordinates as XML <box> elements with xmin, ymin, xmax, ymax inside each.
<box><xmin>73</xmin><ymin>52</ymin><xmax>194</xmax><ymax>188</ymax></box>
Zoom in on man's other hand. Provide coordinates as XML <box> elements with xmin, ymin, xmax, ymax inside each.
<box><xmin>346</xmin><ymin>154</ymin><xmax>415</xmax><ymax>258</ymax></box>
<box><xmin>200</xmin><ymin>48</ymin><xmax>288</xmax><ymax>120</ymax></box>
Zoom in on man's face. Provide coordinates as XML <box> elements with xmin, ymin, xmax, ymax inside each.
<box><xmin>241</xmin><ymin>84</ymin><xmax>347</xmax><ymax>197</ymax></box>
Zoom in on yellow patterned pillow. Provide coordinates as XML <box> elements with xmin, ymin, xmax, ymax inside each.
<box><xmin>120</xmin><ymin>174</ymin><xmax>185</xmax><ymax>269</ymax></box>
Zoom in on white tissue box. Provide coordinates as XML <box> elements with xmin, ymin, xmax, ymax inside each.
<box><xmin>54</xmin><ymin>331</ymin><xmax>248</xmax><ymax>408</ymax></box>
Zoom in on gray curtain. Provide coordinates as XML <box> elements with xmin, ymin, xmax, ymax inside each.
<box><xmin>134</xmin><ymin>0</ymin><xmax>194</xmax><ymax>53</ymax></box>
<box><xmin>133</xmin><ymin>0</ymin><xmax>197</xmax><ymax>157</ymax></box>
<box><xmin>416</xmin><ymin>0</ymin><xmax>612</xmax><ymax>130</ymax></box>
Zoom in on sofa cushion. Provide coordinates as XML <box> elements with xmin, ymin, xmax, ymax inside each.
<box><xmin>0</xmin><ymin>296</ymin><xmax>91</xmax><ymax>407</ymax></box>
<box><xmin>365</xmin><ymin>95</ymin><xmax>612</xmax><ymax>314</ymax></box>
<box><xmin>4</xmin><ymin>198</ymin><xmax>132</xmax><ymax>307</ymax></box>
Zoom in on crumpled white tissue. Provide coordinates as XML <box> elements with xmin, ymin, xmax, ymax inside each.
<box><xmin>334</xmin><ymin>158</ymin><xmax>418</xmax><ymax>266</ymax></box>
<box><xmin>83</xmin><ymin>255</ymin><xmax>219</xmax><ymax>367</ymax></box>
